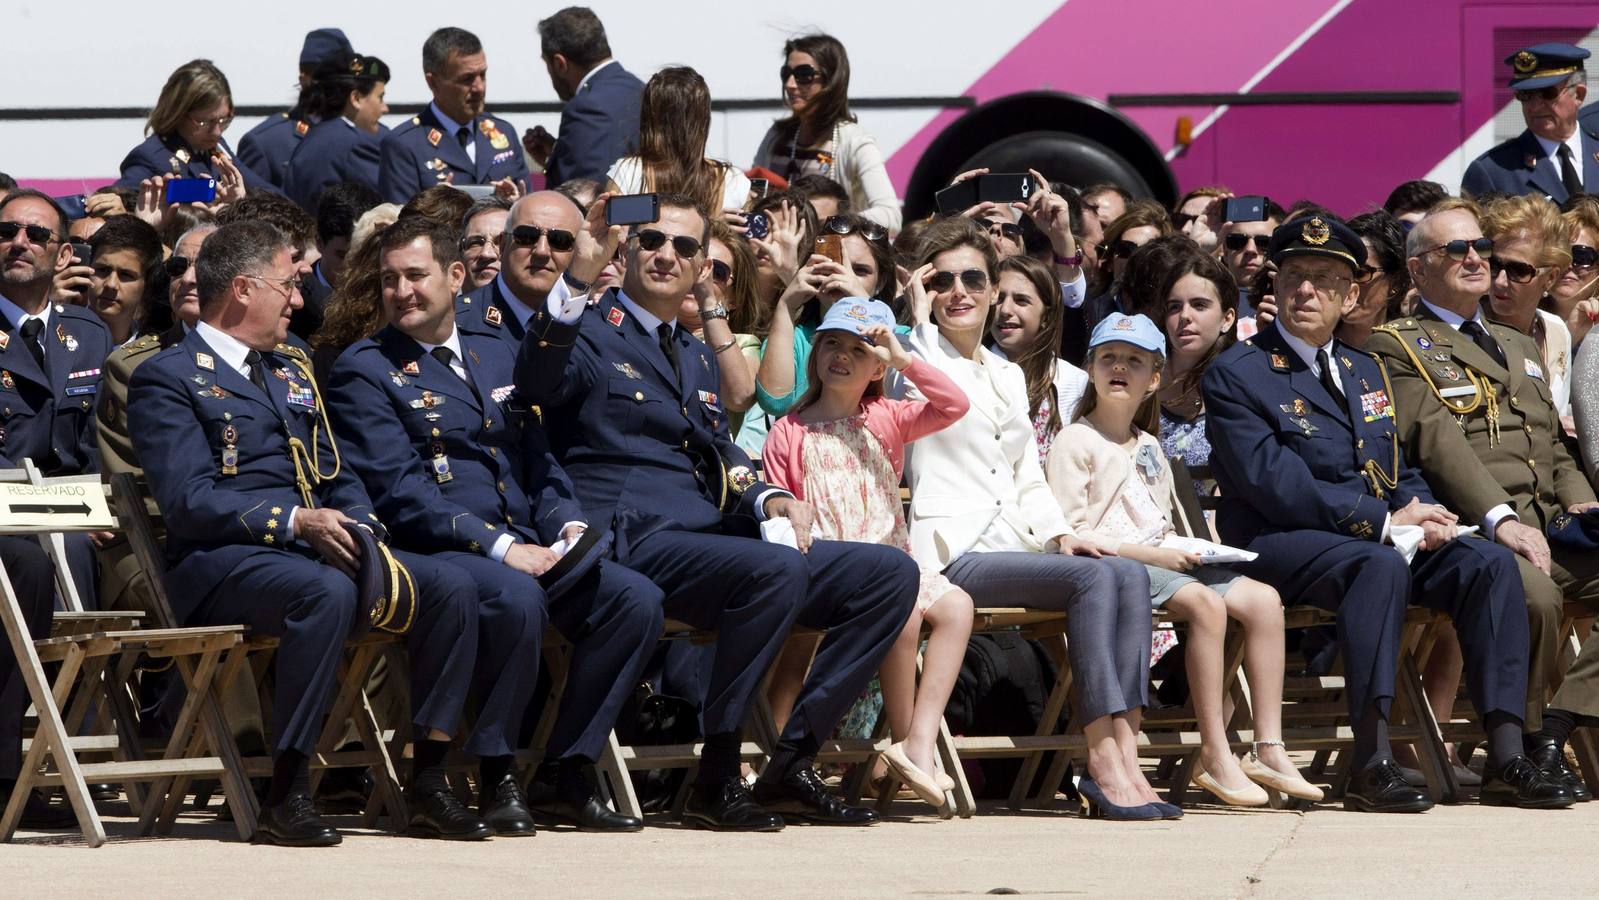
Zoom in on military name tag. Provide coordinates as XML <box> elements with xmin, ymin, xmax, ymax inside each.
<box><xmin>64</xmin><ymin>385</ymin><xmax>96</xmax><ymax>396</ymax></box>
<box><xmin>1439</xmin><ymin>385</ymin><xmax>1478</xmax><ymax>399</ymax></box>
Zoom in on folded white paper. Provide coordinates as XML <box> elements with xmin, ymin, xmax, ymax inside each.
<box><xmin>1157</xmin><ymin>534</ymin><xmax>1258</xmax><ymax>564</ymax></box>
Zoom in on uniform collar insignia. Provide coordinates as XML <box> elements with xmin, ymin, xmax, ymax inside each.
<box><xmin>427</xmin><ymin>128</ymin><xmax>442</xmax><ymax>147</ymax></box>
<box><xmin>196</xmin><ymin>352</ymin><xmax>214</xmax><ymax>371</ymax></box>
<box><xmin>607</xmin><ymin>306</ymin><xmax>626</xmax><ymax>328</ymax></box>
<box><xmin>484</xmin><ymin>305</ymin><xmax>503</xmax><ymax>327</ymax></box>
<box><xmin>402</xmin><ymin>360</ymin><xmax>421</xmax><ymax>375</ymax></box>
<box><xmin>0</xmin><ymin>331</ymin><xmax>10</xmax><ymax>351</ymax></box>
<box><xmin>1269</xmin><ymin>351</ymin><xmax>1289</xmax><ymax>371</ymax></box>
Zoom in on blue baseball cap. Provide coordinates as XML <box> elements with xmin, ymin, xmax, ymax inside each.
<box><xmin>815</xmin><ymin>297</ymin><xmax>897</xmax><ymax>338</ymax></box>
<box><xmin>300</xmin><ymin>28</ymin><xmax>353</xmax><ymax>68</ymax></box>
<box><xmin>1506</xmin><ymin>43</ymin><xmax>1589</xmax><ymax>91</ymax></box>
<box><xmin>1089</xmin><ymin>313</ymin><xmax>1166</xmax><ymax>356</ymax></box>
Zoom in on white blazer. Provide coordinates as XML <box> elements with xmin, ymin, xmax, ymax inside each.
<box><xmin>754</xmin><ymin>119</ymin><xmax>902</xmax><ymax>233</ymax></box>
<box><xmin>904</xmin><ymin>324</ymin><xmax>1075</xmax><ymax>568</ymax></box>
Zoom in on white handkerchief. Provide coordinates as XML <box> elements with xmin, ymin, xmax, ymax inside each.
<box><xmin>1158</xmin><ymin>534</ymin><xmax>1258</xmax><ymax>564</ymax></box>
<box><xmin>1390</xmin><ymin>524</ymin><xmax>1479</xmax><ymax>563</ymax></box>
<box><xmin>760</xmin><ymin>516</ymin><xmax>824</xmax><ymax>548</ymax></box>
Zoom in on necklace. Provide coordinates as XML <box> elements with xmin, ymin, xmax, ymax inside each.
<box><xmin>787</xmin><ymin>119</ymin><xmax>840</xmax><ymax>178</ymax></box>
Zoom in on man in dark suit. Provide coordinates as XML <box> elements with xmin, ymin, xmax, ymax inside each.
<box><xmin>0</xmin><ymin>190</ymin><xmax>112</xmax><ymax>606</ymax></box>
<box><xmin>128</xmin><ymin>221</ymin><xmax>495</xmax><ymax>845</ymax></box>
<box><xmin>1203</xmin><ymin>214</ymin><xmax>1571</xmax><ymax>811</ymax></box>
<box><xmin>237</xmin><ymin>28</ymin><xmax>354</xmax><ymax>190</ymax></box>
<box><xmin>523</xmin><ymin>7</ymin><xmax>643</xmax><ymax>186</ymax></box>
<box><xmin>515</xmin><ymin>191</ymin><xmax>919</xmax><ymax>831</ymax></box>
<box><xmin>327</xmin><ymin>216</ymin><xmax>663</xmax><ymax>833</ymax></box>
<box><xmin>1463</xmin><ymin>43</ymin><xmax>1599</xmax><ymax>203</ymax></box>
<box><xmin>379</xmin><ymin>28</ymin><xmax>528</xmax><ymax>204</ymax></box>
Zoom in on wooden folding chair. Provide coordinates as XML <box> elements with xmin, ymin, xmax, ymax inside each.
<box><xmin>1558</xmin><ymin>603</ymin><xmax>1599</xmax><ymax>789</ymax></box>
<box><xmin>1</xmin><ymin>468</ymin><xmax>255</xmax><ymax>846</ymax></box>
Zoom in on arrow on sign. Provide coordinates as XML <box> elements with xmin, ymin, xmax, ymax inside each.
<box><xmin>9</xmin><ymin>503</ymin><xmax>92</xmax><ymax>515</ymax></box>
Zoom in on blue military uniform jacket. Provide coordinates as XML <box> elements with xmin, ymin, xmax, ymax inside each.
<box><xmin>1202</xmin><ymin>321</ymin><xmax>1434</xmax><ymax>548</ymax></box>
<box><xmin>282</xmin><ymin>118</ymin><xmax>389</xmax><ymax>213</ymax></box>
<box><xmin>546</xmin><ymin>61</ymin><xmax>644</xmax><ymax>186</ymax></box>
<box><xmin>514</xmin><ymin>288</ymin><xmax>776</xmax><ymax>558</ymax></box>
<box><xmin>1460</xmin><ymin>122</ymin><xmax>1599</xmax><ymax>202</ymax></box>
<box><xmin>456</xmin><ymin>278</ymin><xmax>534</xmax><ymax>358</ymax></box>
<box><xmin>237</xmin><ymin>111</ymin><xmax>311</xmax><ymax>190</ymax></box>
<box><xmin>326</xmin><ymin>318</ymin><xmax>584</xmax><ymax>557</ymax></box>
<box><xmin>378</xmin><ymin>106</ymin><xmax>528</xmax><ymax>204</ymax></box>
<box><xmin>0</xmin><ymin>303</ymin><xmax>110</xmax><ymax>475</ymax></box>
<box><xmin>127</xmin><ymin>329</ymin><xmax>384</xmax><ymax>619</ymax></box>
<box><xmin>115</xmin><ymin>133</ymin><xmax>270</xmax><ymax>191</ymax></box>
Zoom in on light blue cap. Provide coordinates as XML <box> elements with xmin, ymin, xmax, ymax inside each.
<box><xmin>1088</xmin><ymin>312</ymin><xmax>1166</xmax><ymax>356</ymax></box>
<box><xmin>816</xmin><ymin>296</ymin><xmax>897</xmax><ymax>337</ymax></box>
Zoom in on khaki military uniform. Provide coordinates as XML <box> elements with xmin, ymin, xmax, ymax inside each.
<box><xmin>1368</xmin><ymin>306</ymin><xmax>1599</xmax><ymax>726</ymax></box>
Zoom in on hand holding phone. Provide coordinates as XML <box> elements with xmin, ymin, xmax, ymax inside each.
<box><xmin>604</xmin><ymin>193</ymin><xmax>660</xmax><ymax>227</ymax></box>
<box><xmin>746</xmin><ymin>212</ymin><xmax>771</xmax><ymax>240</ymax></box>
<box><xmin>1222</xmin><ymin>196</ymin><xmax>1268</xmax><ymax>224</ymax></box>
<box><xmin>816</xmin><ymin>233</ymin><xmax>845</xmax><ymax>266</ymax></box>
<box><xmin>165</xmin><ymin>177</ymin><xmax>217</xmax><ymax>205</ymax></box>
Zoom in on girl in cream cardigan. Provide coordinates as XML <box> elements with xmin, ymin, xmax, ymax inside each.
<box><xmin>1047</xmin><ymin>313</ymin><xmax>1321</xmax><ymax>808</ymax></box>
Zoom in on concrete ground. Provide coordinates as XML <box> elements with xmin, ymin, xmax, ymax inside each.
<box><xmin>9</xmin><ymin>796</ymin><xmax>1598</xmax><ymax>898</ymax></box>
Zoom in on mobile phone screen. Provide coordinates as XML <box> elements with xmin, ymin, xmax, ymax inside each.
<box><xmin>605</xmin><ymin>193</ymin><xmax>660</xmax><ymax>227</ymax></box>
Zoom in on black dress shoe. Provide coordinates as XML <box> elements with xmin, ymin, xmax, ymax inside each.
<box><xmin>1344</xmin><ymin>760</ymin><xmax>1434</xmax><ymax>813</ymax></box>
<box><xmin>1528</xmin><ymin>739</ymin><xmax>1592</xmax><ymax>802</ymax></box>
<box><xmin>681</xmin><ymin>778</ymin><xmax>784</xmax><ymax>832</ymax></box>
<box><xmin>89</xmin><ymin>783</ymin><xmax>119</xmax><ymax>805</ymax></box>
<box><xmin>531</xmin><ymin>790</ymin><xmax>643</xmax><ymax>833</ymax></box>
<box><xmin>752</xmin><ymin>767</ymin><xmax>879</xmax><ymax>826</ymax></box>
<box><xmin>478</xmin><ymin>774</ymin><xmax>536</xmax><ymax>838</ymax></box>
<box><xmin>1480</xmin><ymin>756</ymin><xmax>1575</xmax><ymax>809</ymax></box>
<box><xmin>316</xmin><ymin>767</ymin><xmax>372</xmax><ymax>814</ymax></box>
<box><xmin>254</xmin><ymin>793</ymin><xmax>342</xmax><ymax>847</ymax></box>
<box><xmin>407</xmin><ymin>784</ymin><xmax>494</xmax><ymax>841</ymax></box>
<box><xmin>3</xmin><ymin>789</ymin><xmax>78</xmax><ymax>830</ymax></box>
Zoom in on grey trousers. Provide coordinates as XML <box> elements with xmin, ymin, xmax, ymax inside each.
<box><xmin>944</xmin><ymin>551</ymin><xmax>1151</xmax><ymax>722</ymax></box>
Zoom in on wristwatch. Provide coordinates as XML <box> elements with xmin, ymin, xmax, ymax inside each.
<box><xmin>1053</xmin><ymin>249</ymin><xmax>1084</xmax><ymax>267</ymax></box>
<box><xmin>562</xmin><ymin>271</ymin><xmax>592</xmax><ymax>293</ymax></box>
<box><xmin>701</xmin><ymin>304</ymin><xmax>730</xmax><ymax>322</ymax></box>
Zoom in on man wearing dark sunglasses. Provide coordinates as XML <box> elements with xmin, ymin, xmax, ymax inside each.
<box><xmin>1371</xmin><ymin>200</ymin><xmax>1599</xmax><ymax>803</ymax></box>
<box><xmin>0</xmin><ymin>189</ymin><xmax>114</xmax><ymax>604</ymax></box>
<box><xmin>456</xmin><ymin>191</ymin><xmax>586</xmax><ymax>358</ymax></box>
<box><xmin>517</xmin><ymin>191</ymin><xmax>918</xmax><ymax>832</ymax></box>
<box><xmin>1463</xmin><ymin>43</ymin><xmax>1599</xmax><ymax>204</ymax></box>
<box><xmin>1218</xmin><ymin>200</ymin><xmax>1285</xmax><ymax>320</ymax></box>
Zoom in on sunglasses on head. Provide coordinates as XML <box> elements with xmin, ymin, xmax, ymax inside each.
<box><xmin>780</xmin><ymin>64</ymin><xmax>824</xmax><ymax>85</ymax></box>
<box><xmin>927</xmin><ymin>268</ymin><xmax>989</xmax><ymax>292</ymax></box>
<box><xmin>1572</xmin><ymin>244</ymin><xmax>1598</xmax><ymax>269</ymax></box>
<box><xmin>822</xmin><ymin>215</ymin><xmax>888</xmax><ymax>244</ymax></box>
<box><xmin>1223</xmin><ymin>232</ymin><xmax>1269</xmax><ymax>252</ymax></box>
<box><xmin>506</xmin><ymin>225</ymin><xmax>576</xmax><ymax>252</ymax></box>
<box><xmin>0</xmin><ymin>221</ymin><xmax>57</xmax><ymax>246</ymax></box>
<box><xmin>710</xmin><ymin>259</ymin><xmax>732</xmax><ymax>284</ymax></box>
<box><xmin>164</xmin><ymin>255</ymin><xmax>191</xmax><ymax>278</ymax></box>
<box><xmin>1514</xmin><ymin>82</ymin><xmax>1575</xmax><ymax>104</ymax></box>
<box><xmin>1420</xmin><ymin>237</ymin><xmax>1493</xmax><ymax>261</ymax></box>
<box><xmin>1491</xmin><ymin>258</ymin><xmax>1542</xmax><ymax>284</ymax></box>
<box><xmin>632</xmin><ymin>228</ymin><xmax>702</xmax><ymax>259</ymax></box>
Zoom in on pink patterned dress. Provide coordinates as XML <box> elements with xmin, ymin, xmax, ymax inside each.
<box><xmin>800</xmin><ymin>415</ymin><xmax>953</xmax><ymax>612</ymax></box>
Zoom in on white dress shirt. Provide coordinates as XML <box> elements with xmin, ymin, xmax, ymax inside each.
<box><xmin>1534</xmin><ymin>131</ymin><xmax>1586</xmax><ymax>187</ymax></box>
<box><xmin>0</xmin><ymin>292</ymin><xmax>52</xmax><ymax>355</ymax></box>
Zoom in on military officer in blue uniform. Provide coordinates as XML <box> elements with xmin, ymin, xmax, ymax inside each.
<box><xmin>515</xmin><ymin>191</ymin><xmax>918</xmax><ymax>831</ymax></box>
<box><xmin>327</xmin><ymin>215</ymin><xmax>663</xmax><ymax>834</ymax></box>
<box><xmin>127</xmin><ymin>220</ymin><xmax>501</xmax><ymax>846</ymax></box>
<box><xmin>378</xmin><ymin>28</ymin><xmax>527</xmax><ymax>205</ymax></box>
<box><xmin>1463</xmin><ymin>44</ymin><xmax>1599</xmax><ymax>203</ymax></box>
<box><xmin>456</xmin><ymin>190</ymin><xmax>582</xmax><ymax>354</ymax></box>
<box><xmin>1203</xmin><ymin>214</ymin><xmax>1571</xmax><ymax>811</ymax></box>
<box><xmin>0</xmin><ymin>190</ymin><xmax>112</xmax><ymax>606</ymax></box>
<box><xmin>115</xmin><ymin>60</ymin><xmax>269</xmax><ymax>191</ymax></box>
<box><xmin>238</xmin><ymin>28</ymin><xmax>355</xmax><ymax>190</ymax></box>
<box><xmin>282</xmin><ymin>54</ymin><xmax>391</xmax><ymax>213</ymax></box>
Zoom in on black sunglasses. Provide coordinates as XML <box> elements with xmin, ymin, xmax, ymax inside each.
<box><xmin>1354</xmin><ymin>265</ymin><xmax>1381</xmax><ymax>285</ymax></box>
<box><xmin>927</xmin><ymin>268</ymin><xmax>989</xmax><ymax>292</ymax></box>
<box><xmin>164</xmin><ymin>255</ymin><xmax>191</xmax><ymax>278</ymax></box>
<box><xmin>1572</xmin><ymin>244</ymin><xmax>1598</xmax><ymax>269</ymax></box>
<box><xmin>710</xmin><ymin>259</ymin><xmax>732</xmax><ymax>284</ymax></box>
<box><xmin>0</xmin><ymin>221</ymin><xmax>57</xmax><ymax>245</ymax></box>
<box><xmin>1514</xmin><ymin>83</ymin><xmax>1575</xmax><ymax>104</ymax></box>
<box><xmin>1172</xmin><ymin>212</ymin><xmax>1198</xmax><ymax>229</ymax></box>
<box><xmin>1224</xmin><ymin>232</ymin><xmax>1269</xmax><ymax>252</ymax></box>
<box><xmin>1490</xmin><ymin>258</ymin><xmax>1542</xmax><ymax>284</ymax></box>
<box><xmin>822</xmin><ymin>215</ymin><xmax>888</xmax><ymax>244</ymax></box>
<box><xmin>986</xmin><ymin>220</ymin><xmax>1025</xmax><ymax>242</ymax></box>
<box><xmin>632</xmin><ymin>228</ymin><xmax>702</xmax><ymax>259</ymax></box>
<box><xmin>1112</xmin><ymin>239</ymin><xmax>1144</xmax><ymax>258</ymax></box>
<box><xmin>1420</xmin><ymin>237</ymin><xmax>1493</xmax><ymax>261</ymax></box>
<box><xmin>780</xmin><ymin>64</ymin><xmax>824</xmax><ymax>85</ymax></box>
<box><xmin>506</xmin><ymin>225</ymin><xmax>576</xmax><ymax>252</ymax></box>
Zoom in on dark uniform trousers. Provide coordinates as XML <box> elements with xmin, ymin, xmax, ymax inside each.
<box><xmin>324</xmin><ymin>322</ymin><xmax>664</xmax><ymax>761</ymax></box>
<box><xmin>515</xmin><ymin>288</ymin><xmax>920</xmax><ymax>748</ymax></box>
<box><xmin>1205</xmin><ymin>322</ymin><xmax>1529</xmax><ymax>727</ymax></box>
<box><xmin>0</xmin><ymin>537</ymin><xmax>55</xmax><ymax>780</ymax></box>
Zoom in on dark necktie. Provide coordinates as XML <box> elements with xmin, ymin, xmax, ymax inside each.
<box><xmin>18</xmin><ymin>318</ymin><xmax>45</xmax><ymax>372</ymax></box>
<box><xmin>243</xmin><ymin>349</ymin><xmax>270</xmax><ymax>395</ymax></box>
<box><xmin>1316</xmin><ymin>349</ymin><xmax>1345</xmax><ymax>414</ymax></box>
<box><xmin>1558</xmin><ymin>143</ymin><xmax>1583</xmax><ymax>198</ymax></box>
<box><xmin>430</xmin><ymin>345</ymin><xmax>475</xmax><ymax>388</ymax></box>
<box><xmin>1460</xmin><ymin>319</ymin><xmax>1507</xmax><ymax>369</ymax></box>
<box><xmin>656</xmin><ymin>323</ymin><xmax>681</xmax><ymax>383</ymax></box>
<box><xmin>456</xmin><ymin>126</ymin><xmax>472</xmax><ymax>152</ymax></box>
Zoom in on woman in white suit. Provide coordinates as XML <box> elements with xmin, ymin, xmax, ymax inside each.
<box><xmin>902</xmin><ymin>216</ymin><xmax>1166</xmax><ymax>820</ymax></box>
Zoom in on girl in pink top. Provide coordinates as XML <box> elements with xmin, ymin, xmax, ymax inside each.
<box><xmin>764</xmin><ymin>297</ymin><xmax>972</xmax><ymax>809</ymax></box>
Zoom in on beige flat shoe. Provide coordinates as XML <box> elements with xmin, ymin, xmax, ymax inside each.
<box><xmin>936</xmin><ymin>770</ymin><xmax>955</xmax><ymax>792</ymax></box>
<box><xmin>1193</xmin><ymin>767</ymin><xmax>1269</xmax><ymax>807</ymax></box>
<box><xmin>883</xmin><ymin>743</ymin><xmax>946</xmax><ymax>806</ymax></box>
<box><xmin>1241</xmin><ymin>751</ymin><xmax>1325</xmax><ymax>802</ymax></box>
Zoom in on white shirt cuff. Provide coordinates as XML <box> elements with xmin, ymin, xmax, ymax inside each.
<box><xmin>546</xmin><ymin>276</ymin><xmax>586</xmax><ymax>323</ymax></box>
<box><xmin>750</xmin><ymin>488</ymin><xmax>790</xmax><ymax>521</ymax></box>
<box><xmin>489</xmin><ymin>533</ymin><xmax>517</xmax><ymax>562</ymax></box>
<box><xmin>1380</xmin><ymin>513</ymin><xmax>1391</xmax><ymax>544</ymax></box>
<box><xmin>286</xmin><ymin>506</ymin><xmax>299</xmax><ymax>540</ymax></box>
<box><xmin>1059</xmin><ymin>271</ymin><xmax>1087</xmax><ymax>309</ymax></box>
<box><xmin>1483</xmin><ymin>504</ymin><xmax>1517</xmax><ymax>537</ymax></box>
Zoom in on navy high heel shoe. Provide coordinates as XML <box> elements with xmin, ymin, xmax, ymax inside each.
<box><xmin>1076</xmin><ymin>777</ymin><xmax>1164</xmax><ymax>821</ymax></box>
